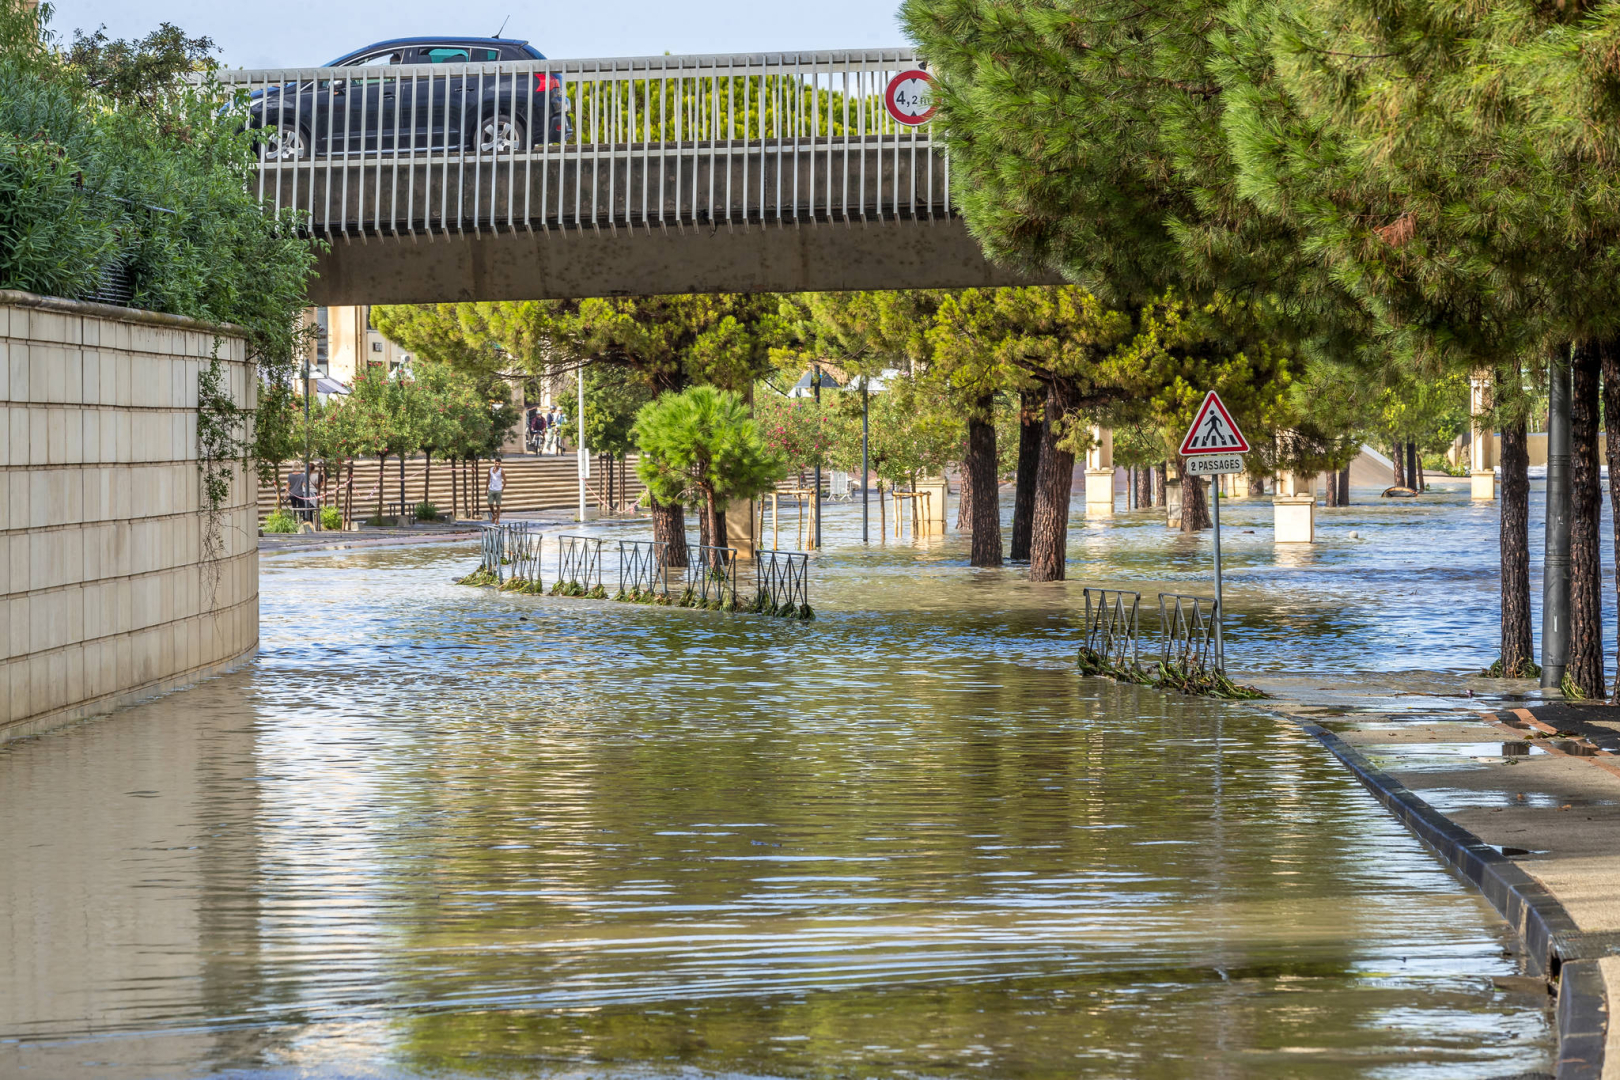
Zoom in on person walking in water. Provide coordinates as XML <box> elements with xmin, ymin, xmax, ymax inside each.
<box><xmin>487</xmin><ymin>456</ymin><xmax>506</xmax><ymax>523</ymax></box>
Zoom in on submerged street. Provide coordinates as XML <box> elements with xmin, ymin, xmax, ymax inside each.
<box><xmin>0</xmin><ymin>490</ymin><xmax>1578</xmax><ymax>1078</ymax></box>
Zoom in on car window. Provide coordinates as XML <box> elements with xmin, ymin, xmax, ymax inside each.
<box><xmin>343</xmin><ymin>51</ymin><xmax>402</xmax><ymax>67</ymax></box>
<box><xmin>423</xmin><ymin>47</ymin><xmax>501</xmax><ymax>63</ymax></box>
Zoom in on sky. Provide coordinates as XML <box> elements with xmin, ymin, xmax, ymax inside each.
<box><xmin>50</xmin><ymin>0</ymin><xmax>910</xmax><ymax>70</ymax></box>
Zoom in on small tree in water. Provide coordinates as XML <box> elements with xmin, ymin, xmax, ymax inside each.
<box><xmin>634</xmin><ymin>387</ymin><xmax>787</xmax><ymax>564</ymax></box>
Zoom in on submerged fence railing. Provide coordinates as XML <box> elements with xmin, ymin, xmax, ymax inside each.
<box><xmin>465</xmin><ymin>529</ymin><xmax>810</xmax><ymax>616</ymax></box>
<box><xmin>1080</xmin><ymin>588</ymin><xmax>1141</xmax><ymax>671</ymax></box>
<box><xmin>556</xmin><ymin>534</ymin><xmax>607</xmax><ymax>595</ymax></box>
<box><xmin>617</xmin><ymin>538</ymin><xmax>671</xmax><ymax>598</ymax></box>
<box><xmin>753</xmin><ymin>549</ymin><xmax>809</xmax><ymax>615</ymax></box>
<box><xmin>207</xmin><ymin>49</ymin><xmax>948</xmax><ymax>237</ymax></box>
<box><xmin>686</xmin><ymin>544</ymin><xmax>739</xmax><ymax>609</ymax></box>
<box><xmin>1075</xmin><ymin>585</ymin><xmax>1253</xmax><ymax>697</ymax></box>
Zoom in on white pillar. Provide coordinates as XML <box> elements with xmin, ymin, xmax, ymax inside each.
<box><xmin>1470</xmin><ymin>373</ymin><xmax>1497</xmax><ymax>500</ymax></box>
<box><xmin>1273</xmin><ymin>470</ymin><xmax>1316</xmax><ymax>544</ymax></box>
<box><xmin>576</xmin><ymin>368</ymin><xmax>596</xmax><ymax>521</ymax></box>
<box><xmin>1085</xmin><ymin>426</ymin><xmax>1115</xmax><ymax>517</ymax></box>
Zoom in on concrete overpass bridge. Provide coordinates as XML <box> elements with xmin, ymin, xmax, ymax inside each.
<box><xmin>217</xmin><ymin>49</ymin><xmax>1056</xmax><ymax>305</ymax></box>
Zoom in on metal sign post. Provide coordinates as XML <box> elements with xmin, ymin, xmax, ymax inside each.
<box><xmin>1179</xmin><ymin>392</ymin><xmax>1251</xmax><ymax>674</ymax></box>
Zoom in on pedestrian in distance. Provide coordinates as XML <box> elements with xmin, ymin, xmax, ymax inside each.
<box><xmin>487</xmin><ymin>456</ymin><xmax>506</xmax><ymax>524</ymax></box>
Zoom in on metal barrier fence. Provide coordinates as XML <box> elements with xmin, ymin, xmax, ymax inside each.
<box><xmin>687</xmin><ymin>544</ymin><xmax>739</xmax><ymax>607</ymax></box>
<box><xmin>557</xmin><ymin>534</ymin><xmax>607</xmax><ymax>593</ymax></box>
<box><xmin>755</xmin><ymin>548</ymin><xmax>809</xmax><ymax>613</ymax></box>
<box><xmin>478</xmin><ymin>521</ymin><xmax>538</xmax><ymax>582</ymax></box>
<box><xmin>1081</xmin><ymin>588</ymin><xmax>1141</xmax><ymax>670</ymax></box>
<box><xmin>618</xmin><ymin>538</ymin><xmax>671</xmax><ymax>597</ymax></box>
<box><xmin>205</xmin><ymin>49</ymin><xmax>946</xmax><ymax>236</ymax></box>
<box><xmin>1159</xmin><ymin>593</ymin><xmax>1222</xmax><ymax>674</ymax></box>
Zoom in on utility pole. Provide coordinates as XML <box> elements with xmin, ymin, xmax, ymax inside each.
<box><xmin>813</xmin><ymin>363</ymin><xmax>823</xmax><ymax>549</ymax></box>
<box><xmin>1542</xmin><ymin>354</ymin><xmax>1572</xmax><ymax>690</ymax></box>
<box><xmin>861</xmin><ymin>376</ymin><xmax>870</xmax><ymax>544</ymax></box>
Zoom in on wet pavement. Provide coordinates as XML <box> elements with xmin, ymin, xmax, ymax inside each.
<box><xmin>0</xmin><ymin>483</ymin><xmax>1584</xmax><ymax>1079</ymax></box>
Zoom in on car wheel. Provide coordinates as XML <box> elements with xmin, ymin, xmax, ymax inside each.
<box><xmin>477</xmin><ymin>114</ymin><xmax>526</xmax><ymax>154</ymax></box>
<box><xmin>259</xmin><ymin>124</ymin><xmax>310</xmax><ymax>162</ymax></box>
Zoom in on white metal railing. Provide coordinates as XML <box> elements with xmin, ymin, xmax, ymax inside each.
<box><xmin>207</xmin><ymin>49</ymin><xmax>949</xmax><ymax>237</ymax></box>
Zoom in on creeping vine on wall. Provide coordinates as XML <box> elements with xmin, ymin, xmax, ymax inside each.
<box><xmin>196</xmin><ymin>338</ymin><xmax>242</xmax><ymax>607</ymax></box>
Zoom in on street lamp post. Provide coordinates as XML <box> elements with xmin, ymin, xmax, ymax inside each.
<box><xmin>861</xmin><ymin>376</ymin><xmax>869</xmax><ymax>544</ymax></box>
<box><xmin>303</xmin><ymin>346</ymin><xmax>313</xmax><ymax>529</ymax></box>
<box><xmin>577</xmin><ymin>366</ymin><xmax>588</xmax><ymax>522</ymax></box>
<box><xmin>813</xmin><ymin>363</ymin><xmax>822</xmax><ymax>549</ymax></box>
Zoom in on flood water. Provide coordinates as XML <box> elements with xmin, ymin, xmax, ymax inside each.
<box><xmin>0</xmin><ymin>487</ymin><xmax>1559</xmax><ymax>1078</ymax></box>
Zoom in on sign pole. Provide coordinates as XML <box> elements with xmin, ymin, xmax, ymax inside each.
<box><xmin>1210</xmin><ymin>476</ymin><xmax>1224</xmax><ymax>673</ymax></box>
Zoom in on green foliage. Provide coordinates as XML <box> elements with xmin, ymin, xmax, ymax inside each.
<box><xmin>415</xmin><ymin>501</ymin><xmax>440</xmax><ymax>521</ymax></box>
<box><xmin>634</xmin><ymin>386</ymin><xmax>787</xmax><ymax>514</ymax></box>
<box><xmin>582</xmin><ymin>364</ymin><xmax>654</xmax><ymax>457</ymax></box>
<box><xmin>262</xmin><ymin>509</ymin><xmax>298</xmax><ymax>533</ymax></box>
<box><xmin>320</xmin><ymin>505</ymin><xmax>342</xmax><ymax>530</ymax></box>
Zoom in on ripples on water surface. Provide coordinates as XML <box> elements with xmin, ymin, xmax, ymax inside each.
<box><xmin>0</xmin><ymin>491</ymin><xmax>1556</xmax><ymax>1077</ymax></box>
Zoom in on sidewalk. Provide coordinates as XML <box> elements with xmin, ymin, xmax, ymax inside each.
<box><xmin>1254</xmin><ymin>671</ymin><xmax>1620</xmax><ymax>1080</ymax></box>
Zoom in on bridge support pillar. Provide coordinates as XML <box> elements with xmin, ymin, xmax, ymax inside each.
<box><xmin>1470</xmin><ymin>372</ymin><xmax>1497</xmax><ymax>500</ymax></box>
<box><xmin>1273</xmin><ymin>472</ymin><xmax>1316</xmax><ymax>544</ymax></box>
<box><xmin>1085</xmin><ymin>427</ymin><xmax>1115</xmax><ymax>517</ymax></box>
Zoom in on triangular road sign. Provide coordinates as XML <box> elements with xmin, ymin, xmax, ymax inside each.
<box><xmin>1179</xmin><ymin>391</ymin><xmax>1250</xmax><ymax>455</ymax></box>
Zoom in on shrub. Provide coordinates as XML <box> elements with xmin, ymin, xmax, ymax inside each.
<box><xmin>415</xmin><ymin>501</ymin><xmax>440</xmax><ymax>521</ymax></box>
<box><xmin>263</xmin><ymin>509</ymin><xmax>298</xmax><ymax>533</ymax></box>
<box><xmin>320</xmin><ymin>506</ymin><xmax>342</xmax><ymax>530</ymax></box>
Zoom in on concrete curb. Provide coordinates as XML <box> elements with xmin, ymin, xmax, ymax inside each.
<box><xmin>1296</xmin><ymin>722</ymin><xmax>1602</xmax><ymax>1080</ymax></box>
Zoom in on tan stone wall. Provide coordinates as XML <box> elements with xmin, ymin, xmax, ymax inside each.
<box><xmin>0</xmin><ymin>291</ymin><xmax>258</xmax><ymax>744</ymax></box>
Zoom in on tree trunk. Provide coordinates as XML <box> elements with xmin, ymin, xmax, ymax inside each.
<box><xmin>957</xmin><ymin>444</ymin><xmax>973</xmax><ymax>531</ymax></box>
<box><xmin>1135</xmin><ymin>466</ymin><xmax>1153</xmax><ymax>509</ymax></box>
<box><xmin>376</xmin><ymin>453</ymin><xmax>388</xmax><ymax>521</ymax></box>
<box><xmin>1391</xmin><ymin>444</ymin><xmax>1405</xmax><ymax>488</ymax></box>
<box><xmin>1155</xmin><ymin>463</ymin><xmax>1167</xmax><ymax>506</ymax></box>
<box><xmin>966</xmin><ymin>399</ymin><xmax>1003</xmax><ymax>567</ymax></box>
<box><xmin>1603</xmin><ymin>342</ymin><xmax>1620</xmax><ymax>699</ymax></box>
<box><xmin>1009</xmin><ymin>387</ymin><xmax>1045</xmax><ymax>561</ymax></box>
<box><xmin>652</xmin><ymin>494</ymin><xmax>689</xmax><ymax>568</ymax></box>
<box><xmin>1028</xmin><ymin>383</ymin><xmax>1076</xmax><ymax>582</ymax></box>
<box><xmin>878</xmin><ymin>479</ymin><xmax>886</xmax><ymax>540</ymax></box>
<box><xmin>398</xmin><ymin>454</ymin><xmax>406</xmax><ymax>519</ymax></box>
<box><xmin>424</xmin><ymin>451</ymin><xmax>432</xmax><ymax>512</ymax></box>
<box><xmin>1176</xmin><ymin>456</ymin><xmax>1212</xmax><ymax>531</ymax></box>
<box><xmin>1338</xmin><ymin>467</ymin><xmax>1350</xmax><ymax>506</ymax></box>
<box><xmin>1324</xmin><ymin>472</ymin><xmax>1338</xmax><ymax>507</ymax></box>
<box><xmin>1570</xmin><ymin>340</ymin><xmax>1605</xmax><ymax>697</ymax></box>
<box><xmin>1500</xmin><ymin>409</ymin><xmax>1533</xmax><ymax>677</ymax></box>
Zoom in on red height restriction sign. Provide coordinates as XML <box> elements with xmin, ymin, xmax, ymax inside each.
<box><xmin>1179</xmin><ymin>391</ymin><xmax>1250</xmax><ymax>456</ymax></box>
<box><xmin>884</xmin><ymin>69</ymin><xmax>936</xmax><ymax>125</ymax></box>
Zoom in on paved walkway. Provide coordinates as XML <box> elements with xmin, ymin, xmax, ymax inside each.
<box><xmin>1255</xmin><ymin>672</ymin><xmax>1620</xmax><ymax>1079</ymax></box>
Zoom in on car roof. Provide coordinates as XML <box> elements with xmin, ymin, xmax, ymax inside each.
<box><xmin>324</xmin><ymin>38</ymin><xmax>546</xmax><ymax>65</ymax></box>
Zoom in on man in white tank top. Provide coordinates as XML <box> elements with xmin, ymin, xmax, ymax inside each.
<box><xmin>487</xmin><ymin>457</ymin><xmax>506</xmax><ymax>523</ymax></box>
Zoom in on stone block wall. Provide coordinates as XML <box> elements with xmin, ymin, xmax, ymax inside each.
<box><xmin>1</xmin><ymin>291</ymin><xmax>258</xmax><ymax>743</ymax></box>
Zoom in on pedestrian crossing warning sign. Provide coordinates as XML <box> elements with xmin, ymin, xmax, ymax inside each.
<box><xmin>1179</xmin><ymin>391</ymin><xmax>1250</xmax><ymax>455</ymax></box>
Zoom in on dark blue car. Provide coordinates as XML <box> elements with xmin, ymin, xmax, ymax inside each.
<box><xmin>247</xmin><ymin>37</ymin><xmax>568</xmax><ymax>159</ymax></box>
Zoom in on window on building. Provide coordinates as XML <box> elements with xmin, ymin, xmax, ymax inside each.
<box><xmin>371</xmin><ymin>340</ymin><xmax>384</xmax><ymax>353</ymax></box>
<box><xmin>365</xmin><ymin>306</ymin><xmax>375</xmax><ymax>330</ymax></box>
<box><xmin>314</xmin><ymin>308</ymin><xmax>329</xmax><ymax>376</ymax></box>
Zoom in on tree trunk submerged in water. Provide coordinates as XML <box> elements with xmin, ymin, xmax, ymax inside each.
<box><xmin>1009</xmin><ymin>387</ymin><xmax>1044</xmax><ymax>562</ymax></box>
<box><xmin>1570</xmin><ymin>341</ymin><xmax>1605</xmax><ymax>697</ymax></box>
<box><xmin>652</xmin><ymin>494</ymin><xmax>689</xmax><ymax>569</ymax></box>
<box><xmin>966</xmin><ymin>397</ymin><xmax>1002</xmax><ymax>567</ymax></box>
<box><xmin>1500</xmin><ymin>410</ymin><xmax>1534</xmax><ymax>678</ymax></box>
<box><xmin>1175</xmin><ymin>456</ymin><xmax>1211</xmax><ymax>532</ymax></box>
<box><xmin>1028</xmin><ymin>384</ymin><xmax>1075</xmax><ymax>582</ymax></box>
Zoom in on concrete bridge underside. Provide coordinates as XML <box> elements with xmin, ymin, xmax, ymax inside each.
<box><xmin>308</xmin><ymin>217</ymin><xmax>1060</xmax><ymax>305</ymax></box>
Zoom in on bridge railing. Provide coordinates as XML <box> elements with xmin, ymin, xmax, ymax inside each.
<box><xmin>207</xmin><ymin>49</ymin><xmax>947</xmax><ymax>236</ymax></box>
<box><xmin>1081</xmin><ymin>587</ymin><xmax>1142</xmax><ymax>671</ymax></box>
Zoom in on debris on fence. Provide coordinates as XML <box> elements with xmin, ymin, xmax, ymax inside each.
<box><xmin>1075</xmin><ymin>587</ymin><xmax>1263</xmax><ymax>700</ymax></box>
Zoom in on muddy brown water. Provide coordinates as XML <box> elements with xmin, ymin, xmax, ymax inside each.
<box><xmin>0</xmin><ymin>493</ymin><xmax>1559</xmax><ymax>1077</ymax></box>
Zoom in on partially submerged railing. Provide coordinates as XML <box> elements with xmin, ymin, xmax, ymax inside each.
<box><xmin>477</xmin><ymin>521</ymin><xmax>537</xmax><ymax>582</ymax></box>
<box><xmin>753</xmin><ymin>548</ymin><xmax>810</xmax><ymax>616</ymax></box>
<box><xmin>1158</xmin><ymin>593</ymin><xmax>1220</xmax><ymax>674</ymax></box>
<box><xmin>210</xmin><ymin>49</ymin><xmax>947</xmax><ymax>237</ymax></box>
<box><xmin>1080</xmin><ymin>588</ymin><xmax>1141</xmax><ymax>672</ymax></box>
<box><xmin>686</xmin><ymin>544</ymin><xmax>739</xmax><ymax>609</ymax></box>
<box><xmin>618</xmin><ymin>538</ymin><xmax>671</xmax><ymax>599</ymax></box>
<box><xmin>556</xmin><ymin>534</ymin><xmax>607</xmax><ymax>596</ymax></box>
<box><xmin>1075</xmin><ymin>586</ymin><xmax>1256</xmax><ymax>698</ymax></box>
